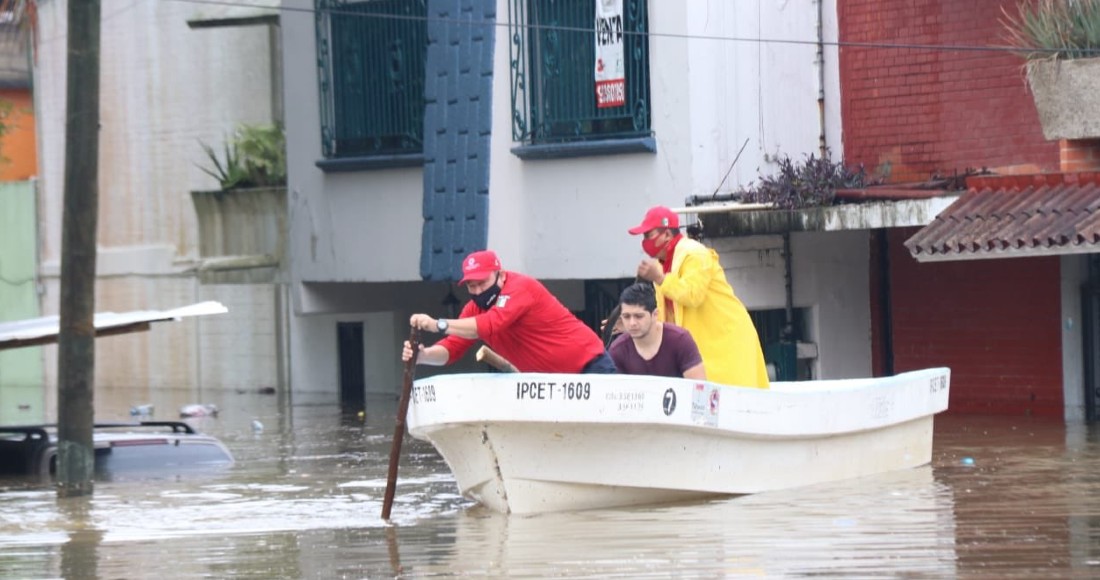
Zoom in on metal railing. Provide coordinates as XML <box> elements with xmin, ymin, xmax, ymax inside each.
<box><xmin>316</xmin><ymin>0</ymin><xmax>427</xmax><ymax>158</ymax></box>
<box><xmin>509</xmin><ymin>0</ymin><xmax>651</xmax><ymax>144</ymax></box>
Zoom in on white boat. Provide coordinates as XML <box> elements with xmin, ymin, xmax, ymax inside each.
<box><xmin>407</xmin><ymin>367</ymin><xmax>950</xmax><ymax>514</ymax></box>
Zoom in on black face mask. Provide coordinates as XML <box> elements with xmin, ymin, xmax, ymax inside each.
<box><xmin>471</xmin><ymin>274</ymin><xmax>501</xmax><ymax>311</ymax></box>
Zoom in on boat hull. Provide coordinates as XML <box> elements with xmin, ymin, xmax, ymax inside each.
<box><xmin>408</xmin><ymin>368</ymin><xmax>949</xmax><ymax>514</ymax></box>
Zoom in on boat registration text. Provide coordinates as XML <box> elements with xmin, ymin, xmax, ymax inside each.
<box><xmin>517</xmin><ymin>381</ymin><xmax>591</xmax><ymax>401</ymax></box>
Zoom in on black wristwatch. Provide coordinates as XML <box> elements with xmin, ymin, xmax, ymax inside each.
<box><xmin>436</xmin><ymin>318</ymin><xmax>449</xmax><ymax>333</ymax></box>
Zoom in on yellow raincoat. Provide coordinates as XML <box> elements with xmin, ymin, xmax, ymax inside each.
<box><xmin>655</xmin><ymin>238</ymin><xmax>770</xmax><ymax>389</ymax></box>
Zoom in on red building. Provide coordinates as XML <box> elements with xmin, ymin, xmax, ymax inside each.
<box><xmin>840</xmin><ymin>0</ymin><xmax>1098</xmax><ymax>419</ymax></box>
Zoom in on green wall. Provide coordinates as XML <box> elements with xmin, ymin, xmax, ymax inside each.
<box><xmin>0</xmin><ymin>180</ymin><xmax>44</xmax><ymax>424</ymax></box>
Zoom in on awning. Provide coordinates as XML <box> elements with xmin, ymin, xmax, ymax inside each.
<box><xmin>0</xmin><ymin>301</ymin><xmax>228</xmax><ymax>351</ymax></box>
<box><xmin>905</xmin><ymin>173</ymin><xmax>1100</xmax><ymax>262</ymax></box>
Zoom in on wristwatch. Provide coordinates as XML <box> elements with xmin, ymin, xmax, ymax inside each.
<box><xmin>436</xmin><ymin>318</ymin><xmax>449</xmax><ymax>333</ymax></box>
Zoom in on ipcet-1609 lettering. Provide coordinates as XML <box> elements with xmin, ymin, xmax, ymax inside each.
<box><xmin>516</xmin><ymin>381</ymin><xmax>591</xmax><ymax>401</ymax></box>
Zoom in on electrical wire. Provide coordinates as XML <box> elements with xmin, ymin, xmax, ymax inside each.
<box><xmin>164</xmin><ymin>0</ymin><xmax>1100</xmax><ymax>58</ymax></box>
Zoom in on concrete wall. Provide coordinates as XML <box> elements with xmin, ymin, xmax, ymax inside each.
<box><xmin>712</xmin><ymin>229</ymin><xmax>872</xmax><ymax>380</ymax></box>
<box><xmin>33</xmin><ymin>0</ymin><xmax>281</xmax><ymax>392</ymax></box>
<box><xmin>1061</xmin><ymin>255</ymin><xmax>1086</xmax><ymax>422</ymax></box>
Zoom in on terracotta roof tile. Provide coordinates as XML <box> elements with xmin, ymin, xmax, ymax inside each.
<box><xmin>904</xmin><ymin>174</ymin><xmax>1100</xmax><ymax>261</ymax></box>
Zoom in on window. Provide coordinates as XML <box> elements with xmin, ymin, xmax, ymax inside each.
<box><xmin>315</xmin><ymin>0</ymin><xmax>427</xmax><ymax>159</ymax></box>
<box><xmin>508</xmin><ymin>0</ymin><xmax>651</xmax><ymax>146</ymax></box>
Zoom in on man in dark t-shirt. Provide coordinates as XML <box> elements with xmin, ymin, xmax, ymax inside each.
<box><xmin>608</xmin><ymin>283</ymin><xmax>706</xmax><ymax>379</ymax></box>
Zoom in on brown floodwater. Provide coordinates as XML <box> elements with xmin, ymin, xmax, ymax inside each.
<box><xmin>2</xmin><ymin>387</ymin><xmax>1100</xmax><ymax>579</ymax></box>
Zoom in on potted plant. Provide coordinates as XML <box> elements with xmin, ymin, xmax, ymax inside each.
<box><xmin>1002</xmin><ymin>0</ymin><xmax>1100</xmax><ymax>140</ymax></box>
<box><xmin>191</xmin><ymin>123</ymin><xmax>287</xmax><ymax>273</ymax></box>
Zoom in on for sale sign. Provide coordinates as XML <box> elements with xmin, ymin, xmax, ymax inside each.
<box><xmin>595</xmin><ymin>0</ymin><xmax>625</xmax><ymax>108</ymax></box>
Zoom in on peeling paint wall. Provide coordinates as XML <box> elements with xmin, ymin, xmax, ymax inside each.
<box><xmin>33</xmin><ymin>0</ymin><xmax>281</xmax><ymax>393</ymax></box>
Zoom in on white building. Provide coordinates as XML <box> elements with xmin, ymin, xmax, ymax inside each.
<box><xmin>31</xmin><ymin>0</ymin><xmax>286</xmax><ymax>407</ymax></box>
<box><xmin>282</xmin><ymin>0</ymin><xmax>875</xmax><ymax>405</ymax></box>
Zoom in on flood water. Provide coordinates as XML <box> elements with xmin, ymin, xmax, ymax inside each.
<box><xmin>3</xmin><ymin>387</ymin><xmax>1100</xmax><ymax>579</ymax></box>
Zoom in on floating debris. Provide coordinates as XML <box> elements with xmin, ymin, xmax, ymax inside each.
<box><xmin>179</xmin><ymin>403</ymin><xmax>219</xmax><ymax>418</ymax></box>
<box><xmin>130</xmin><ymin>404</ymin><xmax>155</xmax><ymax>416</ymax></box>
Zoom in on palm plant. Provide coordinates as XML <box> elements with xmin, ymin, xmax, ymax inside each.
<box><xmin>1002</xmin><ymin>0</ymin><xmax>1100</xmax><ymax>61</ymax></box>
<box><xmin>198</xmin><ymin>123</ymin><xmax>286</xmax><ymax>191</ymax></box>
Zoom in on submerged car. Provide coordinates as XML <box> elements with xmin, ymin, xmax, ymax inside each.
<box><xmin>0</xmin><ymin>421</ymin><xmax>234</xmax><ymax>482</ymax></box>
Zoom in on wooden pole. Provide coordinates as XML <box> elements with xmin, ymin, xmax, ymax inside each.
<box><xmin>56</xmin><ymin>0</ymin><xmax>102</xmax><ymax>499</ymax></box>
<box><xmin>381</xmin><ymin>327</ymin><xmax>420</xmax><ymax>520</ymax></box>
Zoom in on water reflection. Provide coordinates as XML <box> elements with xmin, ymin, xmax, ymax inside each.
<box><xmin>2</xmin><ymin>390</ymin><xmax>1100</xmax><ymax>578</ymax></box>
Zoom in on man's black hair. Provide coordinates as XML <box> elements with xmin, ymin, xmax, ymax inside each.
<box><xmin>619</xmin><ymin>282</ymin><xmax>657</xmax><ymax>313</ymax></box>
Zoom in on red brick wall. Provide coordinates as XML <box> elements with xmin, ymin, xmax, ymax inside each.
<box><xmin>870</xmin><ymin>228</ymin><xmax>1064</xmax><ymax>417</ymax></box>
<box><xmin>839</xmin><ymin>0</ymin><xmax>1059</xmax><ymax>182</ymax></box>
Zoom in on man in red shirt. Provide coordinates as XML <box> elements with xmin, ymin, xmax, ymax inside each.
<box><xmin>403</xmin><ymin>250</ymin><xmax>616</xmax><ymax>374</ymax></box>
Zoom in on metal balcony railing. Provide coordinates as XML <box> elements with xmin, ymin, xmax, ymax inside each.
<box><xmin>509</xmin><ymin>0</ymin><xmax>651</xmax><ymax>145</ymax></box>
<box><xmin>316</xmin><ymin>0</ymin><xmax>427</xmax><ymax>158</ymax></box>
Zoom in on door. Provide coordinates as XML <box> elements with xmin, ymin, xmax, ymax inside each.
<box><xmin>337</xmin><ymin>322</ymin><xmax>365</xmax><ymax>410</ymax></box>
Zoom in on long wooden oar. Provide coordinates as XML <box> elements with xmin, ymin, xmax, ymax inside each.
<box><xmin>382</xmin><ymin>327</ymin><xmax>420</xmax><ymax>521</ymax></box>
<box><xmin>476</xmin><ymin>345</ymin><xmax>518</xmax><ymax>373</ymax></box>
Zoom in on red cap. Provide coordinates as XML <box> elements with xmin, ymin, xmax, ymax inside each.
<box><xmin>458</xmin><ymin>250</ymin><xmax>502</xmax><ymax>284</ymax></box>
<box><xmin>627</xmin><ymin>206</ymin><xmax>679</xmax><ymax>235</ymax></box>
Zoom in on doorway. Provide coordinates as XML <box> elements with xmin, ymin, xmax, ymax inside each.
<box><xmin>337</xmin><ymin>322</ymin><xmax>365</xmax><ymax>410</ymax></box>
<box><xmin>1082</xmin><ymin>256</ymin><xmax>1100</xmax><ymax>421</ymax></box>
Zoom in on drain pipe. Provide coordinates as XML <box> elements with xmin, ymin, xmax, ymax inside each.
<box><xmin>877</xmin><ymin>230</ymin><xmax>895</xmax><ymax>376</ymax></box>
<box><xmin>815</xmin><ymin>0</ymin><xmax>827</xmax><ymax>157</ymax></box>
<box><xmin>783</xmin><ymin>232</ymin><xmax>794</xmax><ymax>342</ymax></box>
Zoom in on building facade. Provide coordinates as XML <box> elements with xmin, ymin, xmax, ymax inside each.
<box><xmin>282</xmin><ymin>0</ymin><xmax>852</xmax><ymax>404</ymax></box>
<box><xmin>27</xmin><ymin>0</ymin><xmax>286</xmax><ymax>417</ymax></box>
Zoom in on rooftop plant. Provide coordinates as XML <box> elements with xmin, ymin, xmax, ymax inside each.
<box><xmin>738</xmin><ymin>151</ymin><xmax>875</xmax><ymax>210</ymax></box>
<box><xmin>199</xmin><ymin>123</ymin><xmax>286</xmax><ymax>191</ymax></box>
<box><xmin>1001</xmin><ymin>0</ymin><xmax>1100</xmax><ymax>61</ymax></box>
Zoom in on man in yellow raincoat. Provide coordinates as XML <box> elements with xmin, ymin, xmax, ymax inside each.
<box><xmin>628</xmin><ymin>206</ymin><xmax>770</xmax><ymax>389</ymax></box>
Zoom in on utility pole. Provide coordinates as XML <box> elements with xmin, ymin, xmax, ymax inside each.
<box><xmin>56</xmin><ymin>0</ymin><xmax>101</xmax><ymax>498</ymax></box>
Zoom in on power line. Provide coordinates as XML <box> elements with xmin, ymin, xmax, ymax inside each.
<box><xmin>167</xmin><ymin>0</ymin><xmax>1099</xmax><ymax>58</ymax></box>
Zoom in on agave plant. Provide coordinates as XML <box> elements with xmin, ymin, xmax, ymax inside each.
<box><xmin>198</xmin><ymin>123</ymin><xmax>286</xmax><ymax>191</ymax></box>
<box><xmin>1002</xmin><ymin>0</ymin><xmax>1100</xmax><ymax>61</ymax></box>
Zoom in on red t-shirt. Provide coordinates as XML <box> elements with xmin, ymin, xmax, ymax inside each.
<box><xmin>436</xmin><ymin>272</ymin><xmax>606</xmax><ymax>373</ymax></box>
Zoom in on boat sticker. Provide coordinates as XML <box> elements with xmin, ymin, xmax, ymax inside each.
<box><xmin>691</xmin><ymin>383</ymin><xmax>719</xmax><ymax>427</ymax></box>
<box><xmin>869</xmin><ymin>395</ymin><xmax>894</xmax><ymax>420</ymax></box>
<box><xmin>515</xmin><ymin>381</ymin><xmax>591</xmax><ymax>401</ymax></box>
<box><xmin>605</xmin><ymin>390</ymin><xmax>646</xmax><ymax>413</ymax></box>
<box><xmin>662</xmin><ymin>388</ymin><xmax>676</xmax><ymax>416</ymax></box>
